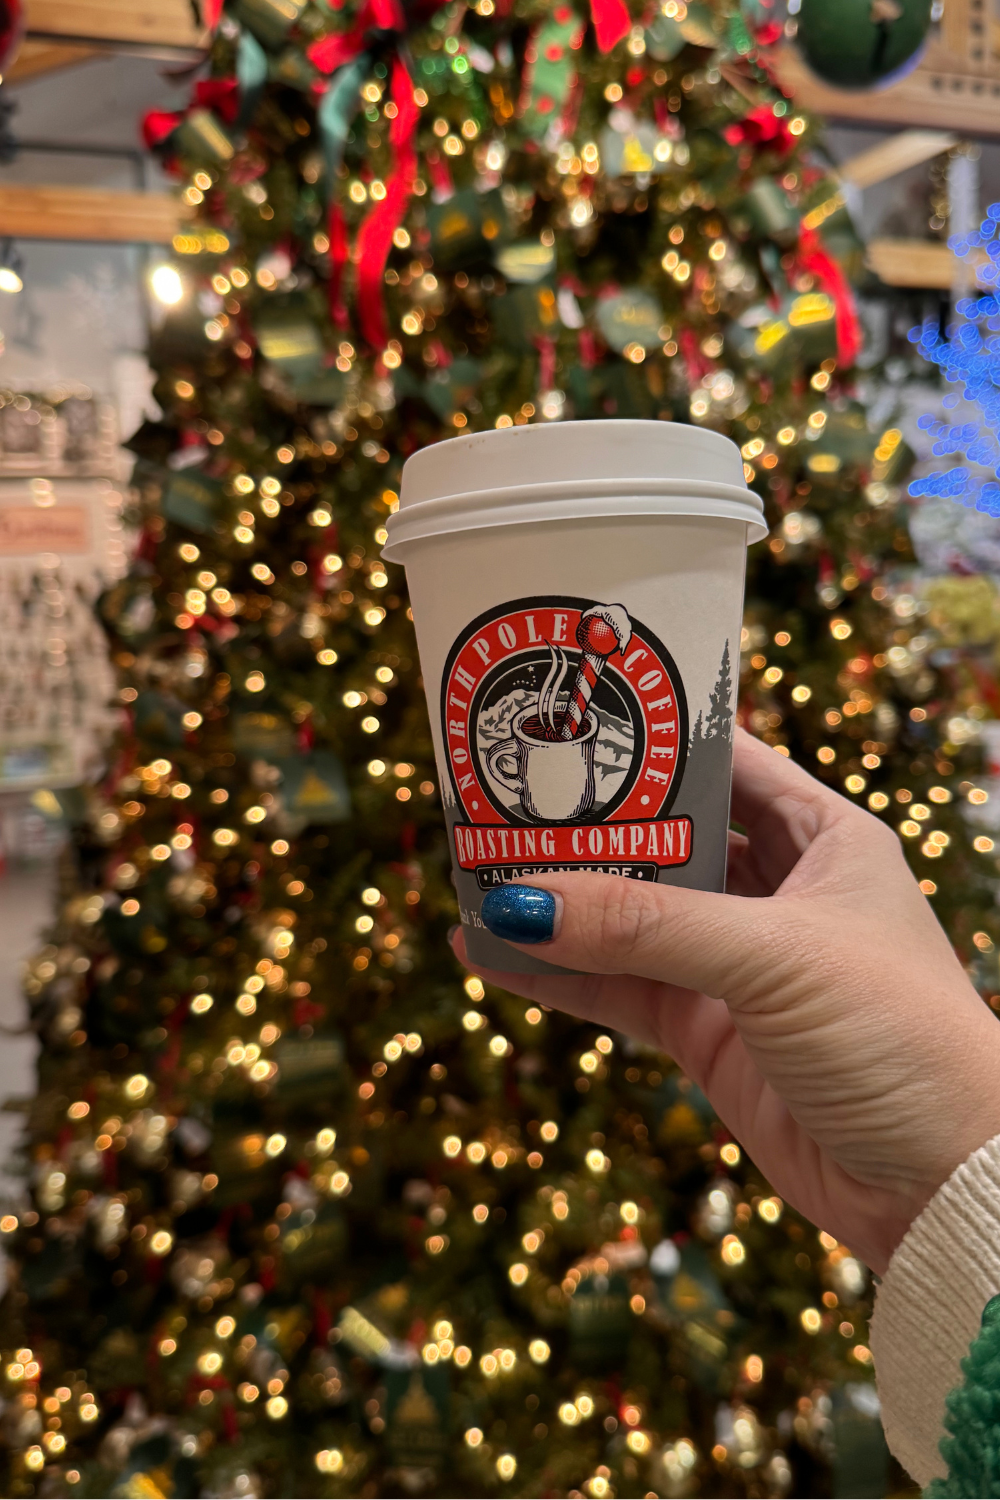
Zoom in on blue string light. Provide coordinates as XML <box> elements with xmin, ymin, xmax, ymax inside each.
<box><xmin>908</xmin><ymin>203</ymin><xmax>1000</xmax><ymax>517</ymax></box>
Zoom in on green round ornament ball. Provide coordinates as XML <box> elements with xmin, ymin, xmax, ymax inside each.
<box><xmin>797</xmin><ymin>0</ymin><xmax>932</xmax><ymax>90</ymax></box>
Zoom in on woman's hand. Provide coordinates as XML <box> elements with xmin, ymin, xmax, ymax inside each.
<box><xmin>452</xmin><ymin>730</ymin><xmax>1000</xmax><ymax>1273</ymax></box>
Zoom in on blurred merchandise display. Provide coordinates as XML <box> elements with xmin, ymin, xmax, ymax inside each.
<box><xmin>0</xmin><ymin>391</ymin><xmax>127</xmax><ymax>858</ymax></box>
<box><xmin>0</xmin><ymin>2</ymin><xmax>996</xmax><ymax>1498</ymax></box>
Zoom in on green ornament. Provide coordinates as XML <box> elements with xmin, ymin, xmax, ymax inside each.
<box><xmin>421</xmin><ymin>356</ymin><xmax>484</xmax><ymax>421</ymax></box>
<box><xmin>520</xmin><ymin>10</ymin><xmax>584</xmax><ymax>143</ymax></box>
<box><xmin>568</xmin><ymin>1269</ymin><xmax>632</xmax><ymax>1367</ymax></box>
<box><xmin>805</xmin><ymin>405</ymin><xmax>875</xmax><ymax>482</ymax></box>
<box><xmin>725</xmin><ymin>291</ymin><xmax>837</xmax><ymax>373</ymax></box>
<box><xmin>98</xmin><ymin>576</ymin><xmax>157</xmax><ymax>642</ymax></box>
<box><xmin>227</xmin><ymin>0</ymin><xmax>307</xmax><ymax>51</ymax></box>
<box><xmin>280</xmin><ymin>1203</ymin><xmax>347</xmax><ymax>1282</ymax></box>
<box><xmin>494</xmin><ymin>240</ymin><xmax>555</xmax><ymax>284</ymax></box>
<box><xmin>679</xmin><ymin>1</ymin><xmax>725</xmax><ymax>47</ymax></box>
<box><xmin>645</xmin><ymin>12</ymin><xmax>687</xmax><ymax>60</ymax></box>
<box><xmin>596</xmin><ymin>288</ymin><xmax>663</xmax><ymax>353</ymax></box>
<box><xmin>173</xmin><ymin>109</ymin><xmax>236</xmax><ymax>167</ymax></box>
<box><xmin>495</xmin><ymin>283</ymin><xmax>560</xmax><ymax>353</ymax></box>
<box><xmin>427</xmin><ymin>188</ymin><xmax>507</xmax><ymax>268</ymax></box>
<box><xmin>273</xmin><ymin>1034</ymin><xmax>344</xmax><ymax>1102</ymax></box>
<box><xmin>133</xmin><ymin>690</ymin><xmax>187</xmax><ymax>747</ymax></box>
<box><xmin>870</xmin><ymin>424</ymin><xmax>914</xmax><ymax>485</ymax></box>
<box><xmin>232</xmin><ymin>709</ymin><xmax>296</xmax><ymax>758</ymax></box>
<box><xmin>276</xmin><ymin>750</ymin><xmax>351</xmax><ymax>824</ymax></box>
<box><xmin>385</xmin><ymin>1366</ymin><xmax>449</xmax><ymax>1469</ymax></box>
<box><xmin>599</xmin><ymin>121</ymin><xmax>671</xmax><ymax>178</ymax></box>
<box><xmin>162</xmin><ymin>467</ymin><xmax>225</xmax><ymax>534</ymax></box>
<box><xmin>255</xmin><ymin>298</ymin><xmax>326</xmax><ymax>389</ymax></box>
<box><xmin>797</xmin><ymin>0</ymin><xmax>932</xmax><ymax>89</ymax></box>
<box><xmin>736</xmin><ymin>177</ymin><xmax>799</xmax><ymax>242</ymax></box>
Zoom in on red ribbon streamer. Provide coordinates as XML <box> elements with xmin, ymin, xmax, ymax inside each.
<box><xmin>355</xmin><ymin>57</ymin><xmax>419</xmax><ymax>349</ymax></box>
<box><xmin>590</xmin><ymin>0</ymin><xmax>630</xmax><ymax>52</ymax></box>
<box><xmin>794</xmin><ymin>226</ymin><xmax>863</xmax><ymax>368</ymax></box>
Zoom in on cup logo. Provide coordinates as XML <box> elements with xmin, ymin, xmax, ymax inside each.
<box><xmin>441</xmin><ymin>596</ymin><xmax>692</xmax><ymax>888</ymax></box>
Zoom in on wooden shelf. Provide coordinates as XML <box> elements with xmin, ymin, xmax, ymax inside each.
<box><xmin>866</xmin><ymin>237</ymin><xmax>987</xmax><ymax>288</ymax></box>
<box><xmin>23</xmin><ymin>0</ymin><xmax>207</xmax><ymax>52</ymax></box>
<box><xmin>0</xmin><ymin>185</ymin><xmax>186</xmax><ymax>243</ymax></box>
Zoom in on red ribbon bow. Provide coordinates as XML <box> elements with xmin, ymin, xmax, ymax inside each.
<box><xmin>794</xmin><ymin>226</ymin><xmax>863</xmax><ymax>368</ymax></box>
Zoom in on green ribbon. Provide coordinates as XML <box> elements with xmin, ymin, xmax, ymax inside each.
<box><xmin>236</xmin><ymin>28</ymin><xmax>269</xmax><ymax>127</ymax></box>
<box><xmin>317</xmin><ymin>55</ymin><xmax>369</xmax><ymax>193</ymax></box>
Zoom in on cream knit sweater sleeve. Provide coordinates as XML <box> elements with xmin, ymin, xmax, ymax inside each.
<box><xmin>868</xmin><ymin>1132</ymin><xmax>1000</xmax><ymax>1489</ymax></box>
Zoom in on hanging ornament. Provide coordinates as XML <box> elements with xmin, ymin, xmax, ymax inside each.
<box><xmin>568</xmin><ymin>1267</ymin><xmax>632</xmax><ymax>1367</ymax></box>
<box><xmin>796</xmin><ymin>0</ymin><xmax>932</xmax><ymax>90</ymax></box>
<box><xmin>273</xmin><ymin>1034</ymin><xmax>345</xmax><ymax>1103</ymax></box>
<box><xmin>599</xmin><ymin>115</ymin><xmax>672</xmax><ymax>179</ymax></box>
<box><xmin>595</xmin><ymin>287</ymin><xmax>663</xmax><ymax>355</ymax></box>
<box><xmin>254</xmin><ymin>297</ymin><xmax>327</xmax><ymax>391</ymax></box>
<box><xmin>428</xmin><ymin>187</ymin><xmax>507</xmax><ymax>268</ymax></box>
<box><xmin>276</xmin><ymin>749</ymin><xmax>351</xmax><ymax>825</ymax></box>
<box><xmin>517</xmin><ymin>9</ymin><xmax>586</xmax><ymax>143</ymax></box>
<box><xmin>228</xmin><ymin>0</ymin><xmax>307</xmax><ymax>50</ymax></box>
<box><xmin>734</xmin><ymin>178</ymin><xmax>800</xmax><ymax>243</ymax></box>
<box><xmin>645</xmin><ymin>12</ymin><xmax>686</xmax><ymax>60</ymax></box>
<box><xmin>0</xmin><ymin>0</ymin><xmax>23</xmax><ymax>74</ymax></box>
<box><xmin>232</xmin><ymin>709</ymin><xmax>296</xmax><ymax>758</ymax></box>
<box><xmin>674</xmin><ymin>2</ymin><xmax>726</xmax><ymax>48</ymax></box>
<box><xmin>162</xmin><ymin>467</ymin><xmax>225</xmax><ymax>534</ymax></box>
<box><xmin>494</xmin><ymin>240</ymin><xmax>555</xmax><ymax>284</ymax></box>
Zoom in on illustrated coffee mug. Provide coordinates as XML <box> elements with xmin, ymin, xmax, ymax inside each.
<box><xmin>485</xmin><ymin>707</ymin><xmax>598</xmax><ymax>823</ymax></box>
<box><xmin>383</xmin><ymin>419</ymin><xmax>767</xmax><ymax>976</ymax></box>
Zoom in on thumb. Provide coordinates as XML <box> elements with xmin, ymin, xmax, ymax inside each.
<box><xmin>482</xmin><ymin>870</ymin><xmax>793</xmax><ymax>1005</ymax></box>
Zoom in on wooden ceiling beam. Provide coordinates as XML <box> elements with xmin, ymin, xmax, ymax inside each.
<box><xmin>0</xmin><ymin>185</ymin><xmax>188</xmax><ymax>243</ymax></box>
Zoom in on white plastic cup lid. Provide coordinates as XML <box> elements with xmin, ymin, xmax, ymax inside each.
<box><xmin>383</xmin><ymin>419</ymin><xmax>767</xmax><ymax>560</ymax></box>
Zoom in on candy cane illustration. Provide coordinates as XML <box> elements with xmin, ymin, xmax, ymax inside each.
<box><xmin>559</xmin><ymin>604</ymin><xmax>632</xmax><ymax>741</ymax></box>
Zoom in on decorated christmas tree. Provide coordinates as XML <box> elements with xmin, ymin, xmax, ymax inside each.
<box><xmin>0</xmin><ymin>0</ymin><xmax>991</xmax><ymax>1496</ymax></box>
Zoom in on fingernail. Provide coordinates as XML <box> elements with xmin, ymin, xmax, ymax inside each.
<box><xmin>481</xmin><ymin>884</ymin><xmax>557</xmax><ymax>945</ymax></box>
<box><xmin>447</xmin><ymin>924</ymin><xmax>459</xmax><ymax>944</ymax></box>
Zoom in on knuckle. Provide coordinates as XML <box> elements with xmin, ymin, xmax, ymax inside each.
<box><xmin>589</xmin><ymin>882</ymin><xmax>660</xmax><ymax>966</ymax></box>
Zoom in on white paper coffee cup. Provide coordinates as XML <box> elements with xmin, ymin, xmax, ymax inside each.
<box><xmin>383</xmin><ymin>420</ymin><xmax>766</xmax><ymax>976</ymax></box>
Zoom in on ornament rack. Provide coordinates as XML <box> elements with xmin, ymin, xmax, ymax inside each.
<box><xmin>776</xmin><ymin>0</ymin><xmax>1000</xmax><ymax>136</ymax></box>
<box><xmin>0</xmin><ymin>393</ymin><xmax>128</xmax><ymax>845</ymax></box>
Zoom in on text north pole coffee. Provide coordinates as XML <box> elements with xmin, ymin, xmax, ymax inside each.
<box><xmin>440</xmin><ymin>597</ymin><xmax>689</xmax><ymax>837</ymax></box>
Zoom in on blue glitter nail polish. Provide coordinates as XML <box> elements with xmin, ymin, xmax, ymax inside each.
<box><xmin>481</xmin><ymin>884</ymin><xmax>556</xmax><ymax>944</ymax></box>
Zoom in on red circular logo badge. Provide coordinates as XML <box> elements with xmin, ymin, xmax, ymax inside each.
<box><xmin>440</xmin><ymin>596</ymin><xmax>688</xmax><ymax>831</ymax></box>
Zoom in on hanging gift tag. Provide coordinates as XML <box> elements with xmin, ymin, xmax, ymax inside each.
<box><xmin>518</xmin><ymin>10</ymin><xmax>585</xmax><ymax>142</ymax></box>
<box><xmin>232</xmin><ymin>709</ymin><xmax>296</xmax><ymax>757</ymax></box>
<box><xmin>276</xmin><ymin>749</ymin><xmax>351</xmax><ymax>823</ymax></box>
<box><xmin>255</xmin><ymin>298</ymin><xmax>326</xmax><ymax>387</ymax></box>
<box><xmin>735</xmin><ymin>177</ymin><xmax>799</xmax><ymax>242</ymax></box>
<box><xmin>162</xmin><ymin>469</ymin><xmax>225</xmax><ymax>534</ymax></box>
<box><xmin>133</xmin><ymin>691</ymin><xmax>187</xmax><ymax>747</ymax></box>
<box><xmin>385</xmin><ymin>1366</ymin><xmax>449</xmax><ymax>1469</ymax></box>
<box><xmin>645</xmin><ymin>12</ymin><xmax>686</xmax><ymax>58</ymax></box>
<box><xmin>228</xmin><ymin>0</ymin><xmax>307</xmax><ymax>51</ymax></box>
<box><xmin>596</xmin><ymin>287</ymin><xmax>663</xmax><ymax>353</ymax></box>
<box><xmin>494</xmin><ymin>239</ymin><xmax>555</xmax><ymax>284</ymax></box>
<box><xmin>428</xmin><ymin>187</ymin><xmax>507</xmax><ymax>268</ymax></box>
<box><xmin>173</xmin><ymin>109</ymin><xmax>236</xmax><ymax>165</ymax></box>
